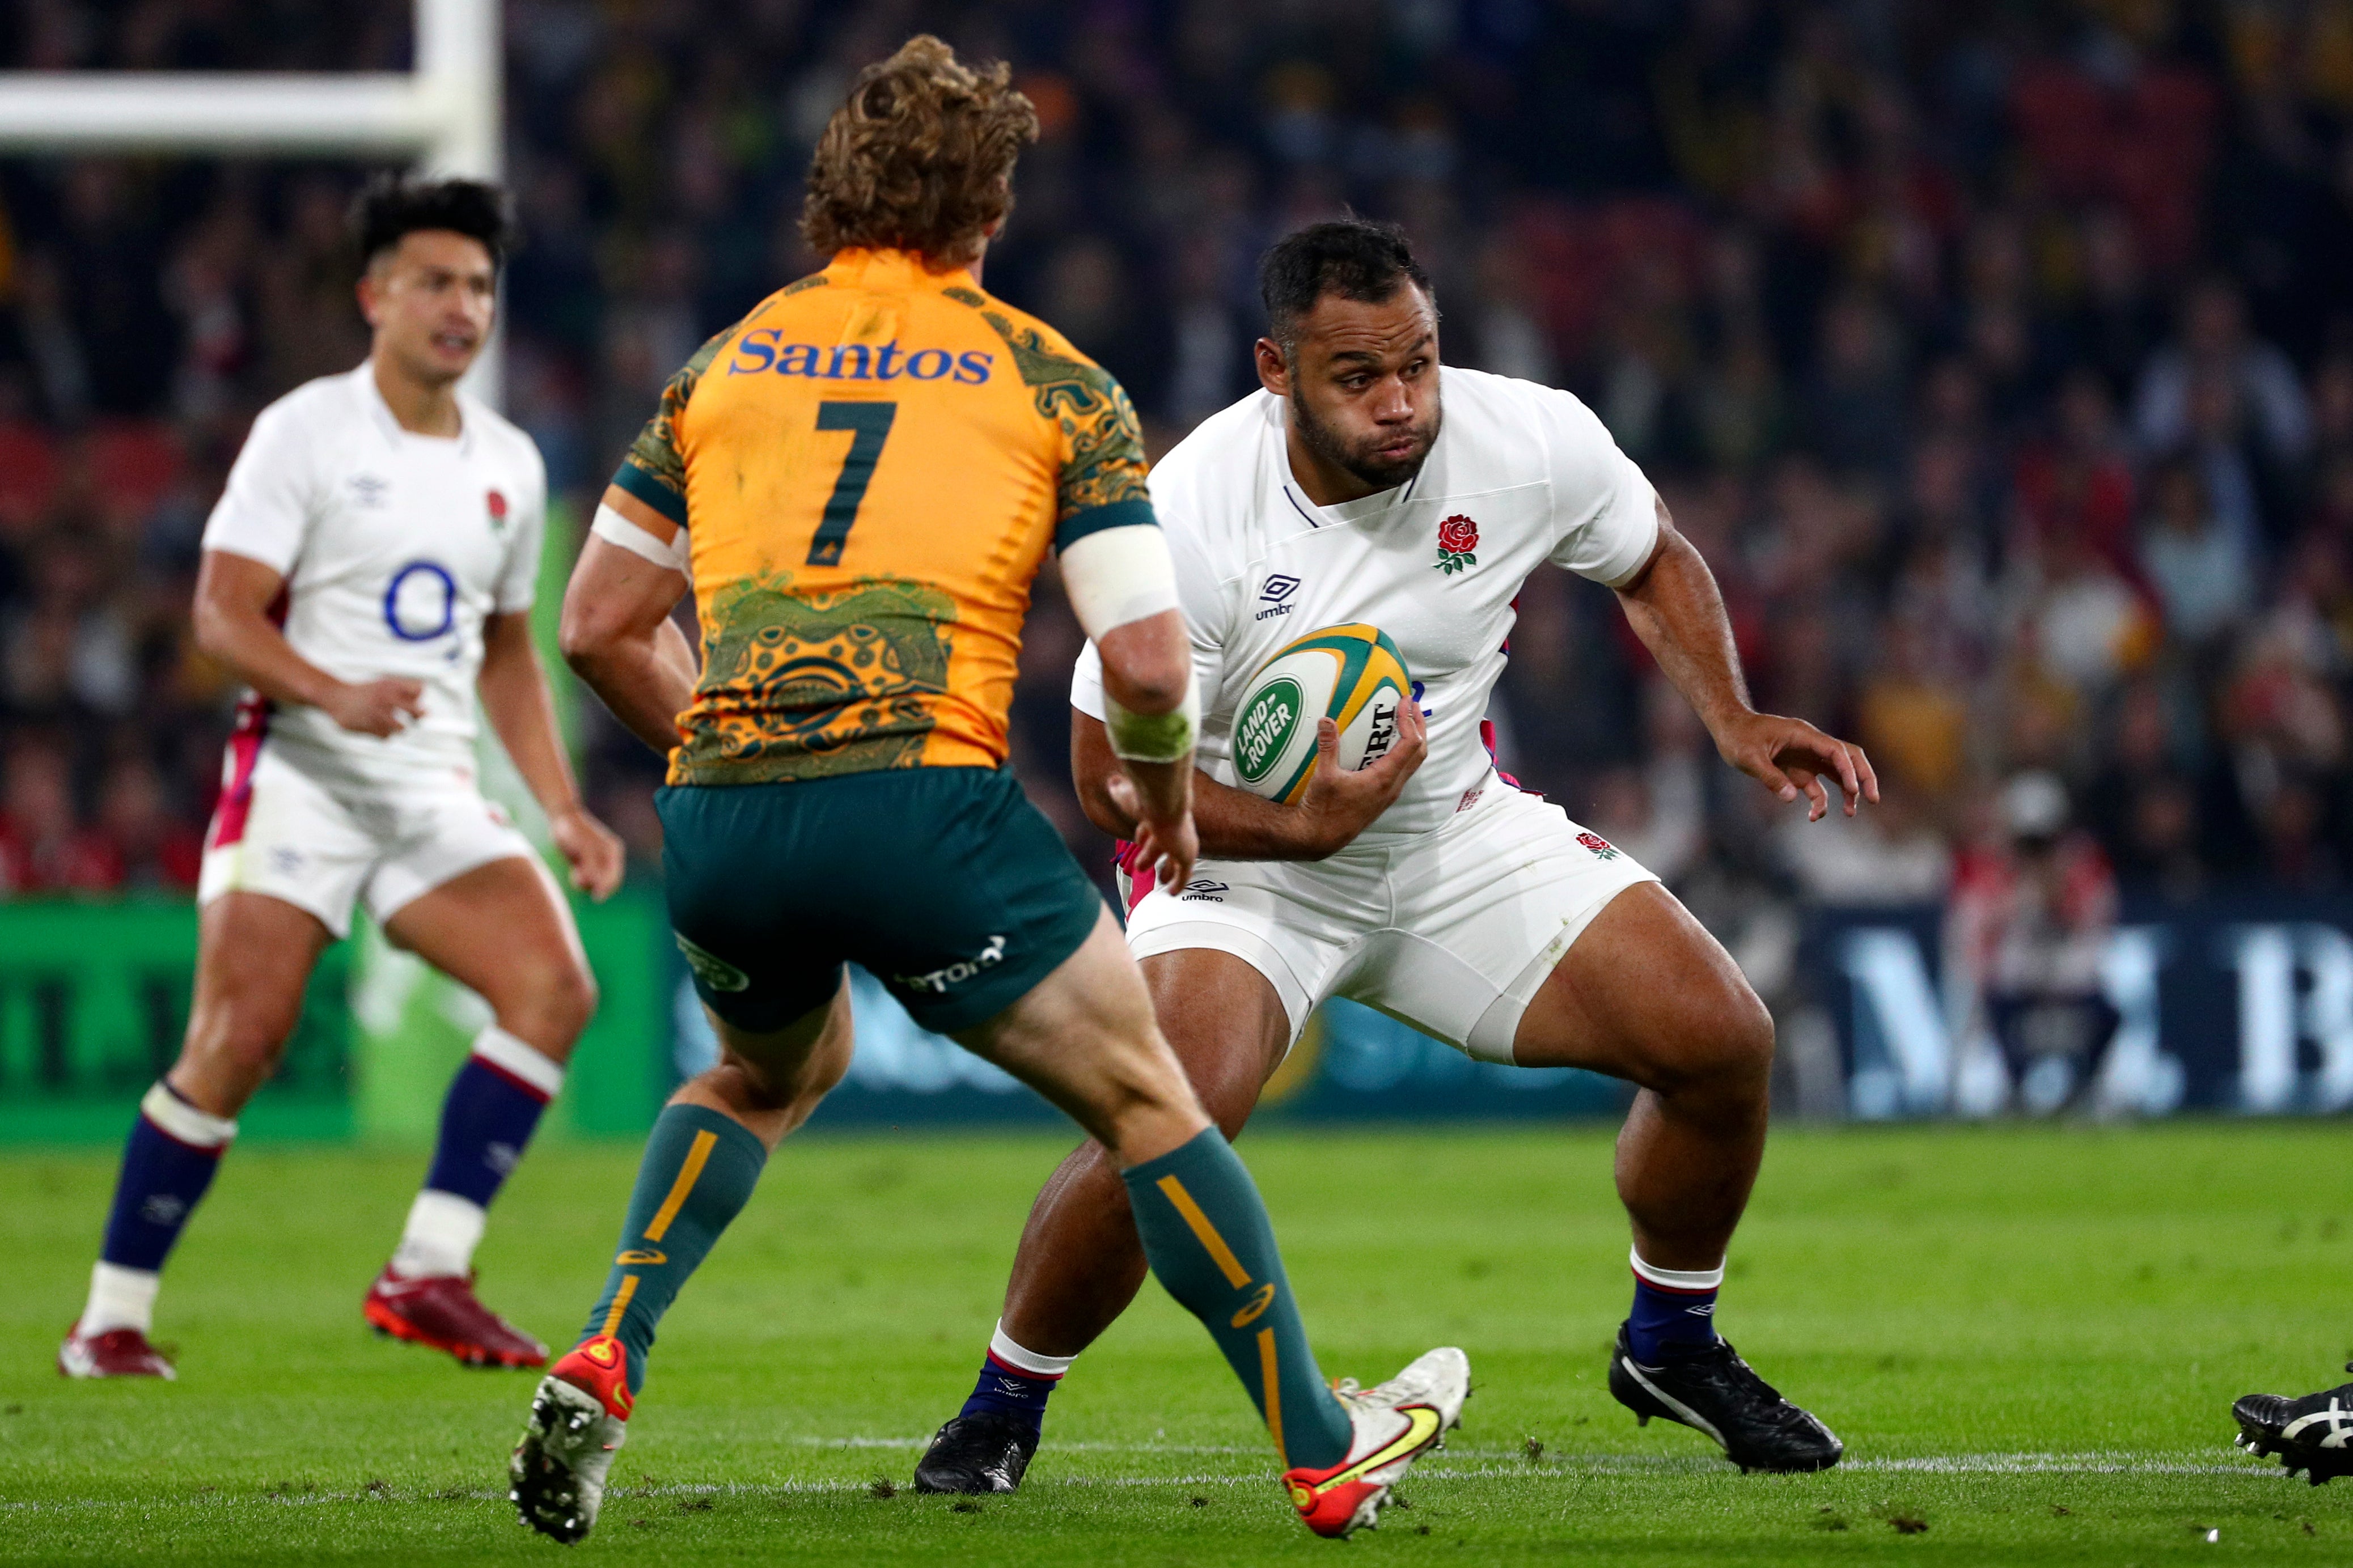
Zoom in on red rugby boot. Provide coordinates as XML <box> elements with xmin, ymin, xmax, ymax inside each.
<box><xmin>363</xmin><ymin>1267</ymin><xmax>547</xmax><ymax>1368</ymax></box>
<box><xmin>58</xmin><ymin>1322</ymin><xmax>175</xmax><ymax>1379</ymax></box>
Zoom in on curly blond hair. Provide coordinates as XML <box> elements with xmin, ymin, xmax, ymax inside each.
<box><xmin>801</xmin><ymin>36</ymin><xmax>1040</xmax><ymax>266</ymax></box>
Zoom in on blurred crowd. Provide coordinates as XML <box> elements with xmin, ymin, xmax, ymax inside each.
<box><xmin>5</xmin><ymin>2</ymin><xmax>2353</xmax><ymax>960</ymax></box>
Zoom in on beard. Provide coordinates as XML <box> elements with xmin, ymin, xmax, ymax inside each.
<box><xmin>1290</xmin><ymin>384</ymin><xmax>1442</xmax><ymax>493</ymax></box>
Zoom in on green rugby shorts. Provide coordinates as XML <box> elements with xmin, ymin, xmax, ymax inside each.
<box><xmin>657</xmin><ymin>765</ymin><xmax>1106</xmax><ymax>1036</ymax></box>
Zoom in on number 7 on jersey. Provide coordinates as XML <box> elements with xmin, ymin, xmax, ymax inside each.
<box><xmin>807</xmin><ymin>400</ymin><xmax>897</xmax><ymax>567</ymax></box>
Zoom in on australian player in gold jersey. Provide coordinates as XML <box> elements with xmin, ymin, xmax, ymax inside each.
<box><xmin>507</xmin><ymin>38</ymin><xmax>1465</xmax><ymax>1543</ymax></box>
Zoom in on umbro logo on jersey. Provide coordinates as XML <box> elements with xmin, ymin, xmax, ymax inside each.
<box><xmin>348</xmin><ymin>474</ymin><xmax>390</xmax><ymax>508</ymax></box>
<box><xmin>1254</xmin><ymin>574</ymin><xmax>1301</xmax><ymax>620</ymax></box>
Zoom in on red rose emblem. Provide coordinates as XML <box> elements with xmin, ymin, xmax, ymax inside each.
<box><xmin>1576</xmin><ymin>830</ymin><xmax>1621</xmax><ymax>861</ymax></box>
<box><xmin>1433</xmin><ymin>514</ymin><xmax>1479</xmax><ymax>575</ymax></box>
<box><xmin>486</xmin><ymin>489</ymin><xmax>509</xmax><ymax>520</ymax></box>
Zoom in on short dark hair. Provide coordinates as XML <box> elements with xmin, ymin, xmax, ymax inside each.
<box><xmin>1259</xmin><ymin>219</ymin><xmax>1435</xmax><ymax>351</ymax></box>
<box><xmin>348</xmin><ymin>174</ymin><xmax>515</xmax><ymax>272</ymax></box>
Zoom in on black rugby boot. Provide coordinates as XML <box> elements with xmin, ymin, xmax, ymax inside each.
<box><xmin>1608</xmin><ymin>1323</ymin><xmax>1843</xmax><ymax>1473</ymax></box>
<box><xmin>913</xmin><ymin>1412</ymin><xmax>1040</xmax><ymax>1494</ymax></box>
<box><xmin>2234</xmin><ymin>1366</ymin><xmax>2353</xmax><ymax>1485</ymax></box>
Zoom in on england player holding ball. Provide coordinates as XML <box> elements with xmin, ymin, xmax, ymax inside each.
<box><xmin>58</xmin><ymin>178</ymin><xmax>624</xmax><ymax>1380</ymax></box>
<box><xmin>917</xmin><ymin>220</ymin><xmax>1878</xmax><ymax>1491</ymax></box>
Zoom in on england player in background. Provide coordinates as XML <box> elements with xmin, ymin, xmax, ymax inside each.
<box><xmin>918</xmin><ymin>220</ymin><xmax>1876</xmax><ymax>1491</ymax></box>
<box><xmin>58</xmin><ymin>177</ymin><xmax>624</xmax><ymax>1380</ymax></box>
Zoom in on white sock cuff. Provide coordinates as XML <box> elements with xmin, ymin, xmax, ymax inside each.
<box><xmin>471</xmin><ymin>1026</ymin><xmax>565</xmax><ymax>1101</ymax></box>
<box><xmin>84</xmin><ymin>1261</ymin><xmax>161</xmax><ymax>1336</ymax></box>
<box><xmin>139</xmin><ymin>1081</ymin><xmax>236</xmax><ymax>1149</ymax></box>
<box><xmin>988</xmin><ymin>1321</ymin><xmax>1077</xmax><ymax>1379</ymax></box>
<box><xmin>392</xmin><ymin>1189</ymin><xmax>488</xmax><ymax>1279</ymax></box>
<box><xmin>1630</xmin><ymin>1247</ymin><xmax>1725</xmax><ymax>1292</ymax></box>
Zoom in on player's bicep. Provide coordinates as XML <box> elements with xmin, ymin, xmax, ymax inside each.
<box><xmin>478</xmin><ymin>609</ymin><xmax>537</xmax><ymax>671</ymax></box>
<box><xmin>195</xmin><ymin>548</ymin><xmax>290</xmax><ymax>620</ymax></box>
<box><xmin>1060</xmin><ymin>523</ymin><xmax>1177</xmax><ymax>642</ymax></box>
<box><xmin>191</xmin><ymin>549</ymin><xmax>291</xmax><ymax>659</ymax></box>
<box><xmin>593</xmin><ymin>485</ymin><xmax>691</xmax><ymax>575</ymax></box>
<box><xmin>560</xmin><ymin>532</ymin><xmax>690</xmax><ymax>663</ymax></box>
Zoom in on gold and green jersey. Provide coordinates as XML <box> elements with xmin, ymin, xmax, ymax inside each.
<box><xmin>605</xmin><ymin>247</ymin><xmax>1153</xmax><ymax>785</ymax></box>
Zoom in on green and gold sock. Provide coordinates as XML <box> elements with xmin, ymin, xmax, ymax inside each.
<box><xmin>579</xmin><ymin>1105</ymin><xmax>766</xmax><ymax>1395</ymax></box>
<box><xmin>1121</xmin><ymin>1128</ymin><xmax>1352</xmax><ymax>1470</ymax></box>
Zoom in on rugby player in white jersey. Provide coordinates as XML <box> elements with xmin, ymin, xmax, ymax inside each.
<box><xmin>917</xmin><ymin>220</ymin><xmax>1877</xmax><ymax>1490</ymax></box>
<box><xmin>58</xmin><ymin>177</ymin><xmax>624</xmax><ymax>1380</ymax></box>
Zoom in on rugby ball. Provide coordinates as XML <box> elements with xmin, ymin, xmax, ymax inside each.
<box><xmin>1229</xmin><ymin>624</ymin><xmax>1412</xmax><ymax>804</ymax></box>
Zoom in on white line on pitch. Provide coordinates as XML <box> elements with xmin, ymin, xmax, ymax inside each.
<box><xmin>0</xmin><ymin>1451</ymin><xmax>2282</xmax><ymax>1515</ymax></box>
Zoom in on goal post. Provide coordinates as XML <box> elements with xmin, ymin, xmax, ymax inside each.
<box><xmin>0</xmin><ymin>0</ymin><xmax>498</xmax><ymax>172</ymax></box>
<box><xmin>0</xmin><ymin>0</ymin><xmax>503</xmax><ymax>395</ymax></box>
<box><xmin>0</xmin><ymin>2</ymin><xmax>609</xmax><ymax>1139</ymax></box>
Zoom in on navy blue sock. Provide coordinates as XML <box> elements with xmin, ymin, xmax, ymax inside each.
<box><xmin>99</xmin><ymin>1082</ymin><xmax>236</xmax><ymax>1273</ymax></box>
<box><xmin>1626</xmin><ymin>1249</ymin><xmax>1723</xmax><ymax>1362</ymax></box>
<box><xmin>957</xmin><ymin>1351</ymin><xmax>1063</xmax><ymax>1431</ymax></box>
<box><xmin>421</xmin><ymin>1028</ymin><xmax>562</xmax><ymax>1206</ymax></box>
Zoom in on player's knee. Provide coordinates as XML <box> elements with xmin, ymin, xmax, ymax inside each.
<box><xmin>541</xmin><ymin>960</ymin><xmax>599</xmax><ymax>1049</ymax></box>
<box><xmin>497</xmin><ymin>956</ymin><xmax>599</xmax><ymax>1056</ymax></box>
<box><xmin>183</xmin><ymin>998</ymin><xmax>299</xmax><ymax>1083</ymax></box>
<box><xmin>1637</xmin><ymin>978</ymin><xmax>1772</xmax><ymax>1102</ymax></box>
<box><xmin>1196</xmin><ymin>1065</ymin><xmax>1262</xmax><ymax>1140</ymax></box>
<box><xmin>1689</xmin><ymin>983</ymin><xmax>1775</xmax><ymax>1094</ymax></box>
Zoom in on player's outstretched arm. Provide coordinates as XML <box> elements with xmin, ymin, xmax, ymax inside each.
<box><xmin>1075</xmin><ymin>698</ymin><xmax>1427</xmax><ymax>864</ymax></box>
<box><xmin>1612</xmin><ymin>502</ymin><xmax>1879</xmax><ymax>823</ymax></box>
<box><xmin>557</xmin><ymin>524</ymin><xmax>699</xmax><ymax>757</ymax></box>
<box><xmin>479</xmin><ymin>611</ymin><xmax>625</xmax><ymax>901</ymax></box>
<box><xmin>193</xmin><ymin>549</ymin><xmax>425</xmax><ymax>736</ymax></box>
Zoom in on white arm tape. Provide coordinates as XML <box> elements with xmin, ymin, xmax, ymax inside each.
<box><xmin>1060</xmin><ymin>523</ymin><xmax>1179</xmax><ymax>641</ymax></box>
<box><xmin>591</xmin><ymin>503</ymin><xmax>690</xmax><ymax>575</ymax></box>
<box><xmin>1104</xmin><ymin>675</ymin><xmax>1199</xmax><ymax>764</ymax></box>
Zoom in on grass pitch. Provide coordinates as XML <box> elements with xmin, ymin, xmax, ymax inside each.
<box><xmin>0</xmin><ymin>1121</ymin><xmax>2347</xmax><ymax>1565</ymax></box>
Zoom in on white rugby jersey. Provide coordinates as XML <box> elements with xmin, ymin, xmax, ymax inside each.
<box><xmin>1072</xmin><ymin>367</ymin><xmax>1657</xmax><ymax>840</ymax></box>
<box><xmin>201</xmin><ymin>363</ymin><xmax>547</xmax><ymax>789</ymax></box>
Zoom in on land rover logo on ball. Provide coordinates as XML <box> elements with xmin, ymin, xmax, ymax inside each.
<box><xmin>1235</xmin><ymin>677</ymin><xmax>1303</xmax><ymax>785</ymax></box>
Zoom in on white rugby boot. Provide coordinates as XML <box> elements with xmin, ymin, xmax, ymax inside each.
<box><xmin>1283</xmin><ymin>1345</ymin><xmax>1470</xmax><ymax>1537</ymax></box>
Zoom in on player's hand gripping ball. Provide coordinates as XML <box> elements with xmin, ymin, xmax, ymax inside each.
<box><xmin>1230</xmin><ymin>624</ymin><xmax>1412</xmax><ymax>804</ymax></box>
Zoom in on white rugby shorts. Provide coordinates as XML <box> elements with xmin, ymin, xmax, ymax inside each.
<box><xmin>198</xmin><ymin>738</ymin><xmax>537</xmax><ymax>939</ymax></box>
<box><xmin>1123</xmin><ymin>778</ymin><xmax>1660</xmax><ymax>1062</ymax></box>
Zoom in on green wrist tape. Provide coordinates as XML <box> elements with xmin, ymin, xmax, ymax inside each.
<box><xmin>1105</xmin><ymin>692</ymin><xmax>1197</xmax><ymax>763</ymax></box>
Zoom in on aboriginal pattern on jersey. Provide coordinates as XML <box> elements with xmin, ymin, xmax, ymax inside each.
<box><xmin>671</xmin><ymin>570</ymin><xmax>957</xmax><ymax>784</ymax></box>
<box><xmin>967</xmin><ymin>300</ymin><xmax>1152</xmax><ymax>537</ymax></box>
<box><xmin>619</xmin><ymin>327</ymin><xmax>740</xmax><ymax>525</ymax></box>
<box><xmin>616</xmin><ymin>274</ymin><xmax>830</xmax><ymax>525</ymax></box>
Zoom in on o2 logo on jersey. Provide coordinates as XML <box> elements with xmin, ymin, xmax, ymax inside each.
<box><xmin>383</xmin><ymin>560</ymin><xmax>458</xmax><ymax>642</ymax></box>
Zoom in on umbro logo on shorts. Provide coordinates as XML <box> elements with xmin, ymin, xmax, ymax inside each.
<box><xmin>1179</xmin><ymin>879</ymin><xmax>1229</xmax><ymax>902</ymax></box>
<box><xmin>1255</xmin><ymin>574</ymin><xmax>1301</xmax><ymax>620</ymax></box>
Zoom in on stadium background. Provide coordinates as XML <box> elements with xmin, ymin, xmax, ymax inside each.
<box><xmin>5</xmin><ymin>0</ymin><xmax>2353</xmax><ymax>1135</ymax></box>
